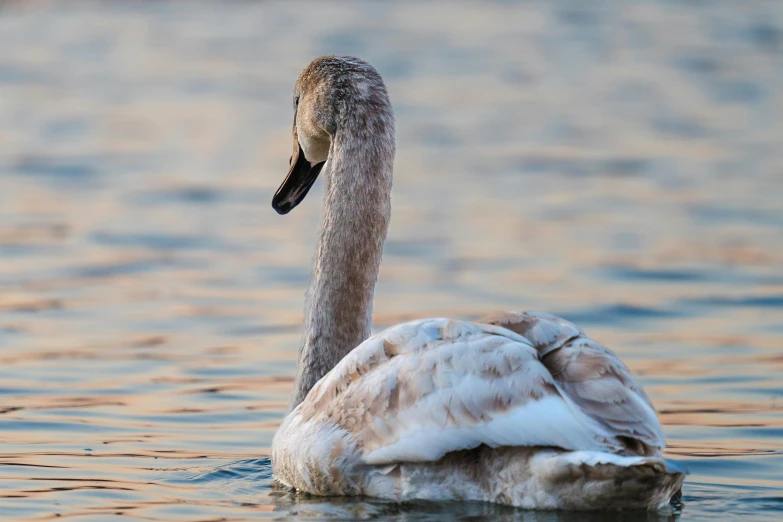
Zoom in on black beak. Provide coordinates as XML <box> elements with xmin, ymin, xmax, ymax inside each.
<box><xmin>272</xmin><ymin>124</ymin><xmax>325</xmax><ymax>215</ymax></box>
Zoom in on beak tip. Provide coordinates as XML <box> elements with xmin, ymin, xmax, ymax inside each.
<box><xmin>272</xmin><ymin>199</ymin><xmax>292</xmax><ymax>215</ymax></box>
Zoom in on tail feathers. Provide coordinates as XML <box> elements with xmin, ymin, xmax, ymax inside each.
<box><xmin>532</xmin><ymin>451</ymin><xmax>686</xmax><ymax>511</ymax></box>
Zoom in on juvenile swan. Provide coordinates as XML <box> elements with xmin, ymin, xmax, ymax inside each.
<box><xmin>270</xmin><ymin>56</ymin><xmax>684</xmax><ymax>510</ymax></box>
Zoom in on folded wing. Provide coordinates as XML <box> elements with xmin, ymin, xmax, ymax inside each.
<box><xmin>477</xmin><ymin>311</ymin><xmax>665</xmax><ymax>456</ymax></box>
<box><xmin>296</xmin><ymin>317</ymin><xmax>641</xmax><ymax>466</ymax></box>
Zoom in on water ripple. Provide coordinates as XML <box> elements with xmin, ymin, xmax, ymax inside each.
<box><xmin>0</xmin><ymin>1</ymin><xmax>781</xmax><ymax>520</ymax></box>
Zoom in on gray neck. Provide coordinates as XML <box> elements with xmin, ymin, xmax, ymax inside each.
<box><xmin>290</xmin><ymin>116</ymin><xmax>394</xmax><ymax>409</ymax></box>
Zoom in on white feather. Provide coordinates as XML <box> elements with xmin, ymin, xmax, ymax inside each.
<box><xmin>364</xmin><ymin>395</ymin><xmax>610</xmax><ymax>464</ymax></box>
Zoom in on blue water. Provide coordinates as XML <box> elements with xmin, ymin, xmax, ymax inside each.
<box><xmin>1</xmin><ymin>1</ymin><xmax>781</xmax><ymax>520</ymax></box>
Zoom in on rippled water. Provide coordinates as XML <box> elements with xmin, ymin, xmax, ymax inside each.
<box><xmin>1</xmin><ymin>1</ymin><xmax>782</xmax><ymax>520</ymax></box>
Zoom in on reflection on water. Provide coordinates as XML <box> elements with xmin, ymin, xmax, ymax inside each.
<box><xmin>1</xmin><ymin>0</ymin><xmax>781</xmax><ymax>520</ymax></box>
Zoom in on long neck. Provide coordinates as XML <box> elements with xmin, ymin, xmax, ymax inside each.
<box><xmin>290</xmin><ymin>116</ymin><xmax>394</xmax><ymax>409</ymax></box>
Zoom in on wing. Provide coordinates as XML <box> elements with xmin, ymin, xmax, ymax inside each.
<box><xmin>476</xmin><ymin>311</ymin><xmax>666</xmax><ymax>456</ymax></box>
<box><xmin>295</xmin><ymin>318</ymin><xmax>622</xmax><ymax>466</ymax></box>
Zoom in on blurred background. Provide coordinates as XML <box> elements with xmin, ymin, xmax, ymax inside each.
<box><xmin>1</xmin><ymin>1</ymin><xmax>781</xmax><ymax>520</ymax></box>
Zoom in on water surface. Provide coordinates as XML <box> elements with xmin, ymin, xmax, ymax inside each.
<box><xmin>1</xmin><ymin>1</ymin><xmax>782</xmax><ymax>520</ymax></box>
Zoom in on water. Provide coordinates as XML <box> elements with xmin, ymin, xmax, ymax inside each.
<box><xmin>1</xmin><ymin>1</ymin><xmax>781</xmax><ymax>520</ymax></box>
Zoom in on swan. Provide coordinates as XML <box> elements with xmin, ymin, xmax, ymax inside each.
<box><xmin>270</xmin><ymin>55</ymin><xmax>684</xmax><ymax>510</ymax></box>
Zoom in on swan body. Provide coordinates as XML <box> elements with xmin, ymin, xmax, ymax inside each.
<box><xmin>272</xmin><ymin>314</ymin><xmax>681</xmax><ymax>510</ymax></box>
<box><xmin>270</xmin><ymin>56</ymin><xmax>684</xmax><ymax>510</ymax></box>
